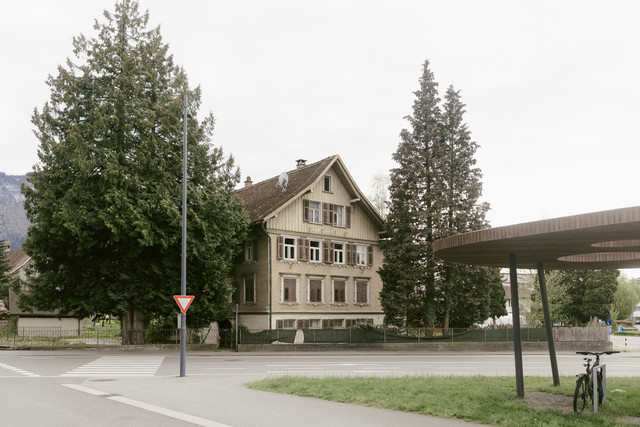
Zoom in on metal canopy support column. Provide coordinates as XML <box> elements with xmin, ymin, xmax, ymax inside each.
<box><xmin>537</xmin><ymin>262</ymin><xmax>560</xmax><ymax>386</ymax></box>
<box><xmin>509</xmin><ymin>252</ymin><xmax>525</xmax><ymax>399</ymax></box>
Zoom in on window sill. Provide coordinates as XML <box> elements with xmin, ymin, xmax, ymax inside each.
<box><xmin>354</xmin><ymin>303</ymin><xmax>370</xmax><ymax>307</ymax></box>
<box><xmin>331</xmin><ymin>302</ymin><xmax>348</xmax><ymax>306</ymax></box>
<box><xmin>280</xmin><ymin>302</ymin><xmax>299</xmax><ymax>306</ymax></box>
<box><xmin>306</xmin><ymin>302</ymin><xmax>325</xmax><ymax>306</ymax></box>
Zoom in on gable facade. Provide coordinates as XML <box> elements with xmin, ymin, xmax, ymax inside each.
<box><xmin>232</xmin><ymin>156</ymin><xmax>385</xmax><ymax>330</ymax></box>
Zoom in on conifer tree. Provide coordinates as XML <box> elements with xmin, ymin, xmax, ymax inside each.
<box><xmin>0</xmin><ymin>239</ymin><xmax>10</xmax><ymax>305</ymax></box>
<box><xmin>19</xmin><ymin>0</ymin><xmax>247</xmax><ymax>343</ymax></box>
<box><xmin>380</xmin><ymin>61</ymin><xmax>502</xmax><ymax>329</ymax></box>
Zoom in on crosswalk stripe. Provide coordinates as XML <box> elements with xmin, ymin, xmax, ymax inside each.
<box><xmin>61</xmin><ymin>356</ymin><xmax>164</xmax><ymax>377</ymax></box>
<box><xmin>0</xmin><ymin>361</ymin><xmax>41</xmax><ymax>377</ymax></box>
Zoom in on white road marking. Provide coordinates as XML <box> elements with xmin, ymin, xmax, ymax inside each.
<box><xmin>62</xmin><ymin>384</ymin><xmax>231</xmax><ymax>427</ymax></box>
<box><xmin>61</xmin><ymin>356</ymin><xmax>164</xmax><ymax>377</ymax></box>
<box><xmin>0</xmin><ymin>361</ymin><xmax>40</xmax><ymax>377</ymax></box>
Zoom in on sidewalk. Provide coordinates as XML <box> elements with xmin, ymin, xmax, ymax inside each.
<box><xmin>610</xmin><ymin>334</ymin><xmax>640</xmax><ymax>352</ymax></box>
<box><xmin>63</xmin><ymin>374</ymin><xmax>484</xmax><ymax>427</ymax></box>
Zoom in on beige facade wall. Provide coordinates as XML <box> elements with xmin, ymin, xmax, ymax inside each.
<box><xmin>233</xmin><ymin>166</ymin><xmax>385</xmax><ymax>330</ymax></box>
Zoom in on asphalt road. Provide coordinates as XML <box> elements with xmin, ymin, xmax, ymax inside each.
<box><xmin>1</xmin><ymin>336</ymin><xmax>638</xmax><ymax>426</ymax></box>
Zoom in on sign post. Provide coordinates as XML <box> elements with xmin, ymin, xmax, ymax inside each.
<box><xmin>174</xmin><ymin>295</ymin><xmax>194</xmax><ymax>377</ymax></box>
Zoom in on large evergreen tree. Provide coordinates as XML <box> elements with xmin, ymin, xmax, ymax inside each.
<box><xmin>18</xmin><ymin>0</ymin><xmax>247</xmax><ymax>343</ymax></box>
<box><xmin>380</xmin><ymin>60</ymin><xmax>501</xmax><ymax>329</ymax></box>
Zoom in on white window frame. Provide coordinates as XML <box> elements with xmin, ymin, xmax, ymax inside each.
<box><xmin>355</xmin><ymin>279</ymin><xmax>369</xmax><ymax>305</ymax></box>
<box><xmin>283</xmin><ymin>237</ymin><xmax>296</xmax><ymax>261</ymax></box>
<box><xmin>307</xmin><ymin>276</ymin><xmax>324</xmax><ymax>304</ymax></box>
<box><xmin>281</xmin><ymin>276</ymin><xmax>299</xmax><ymax>304</ymax></box>
<box><xmin>333</xmin><ymin>242</ymin><xmax>345</xmax><ymax>264</ymax></box>
<box><xmin>309</xmin><ymin>201</ymin><xmax>321</xmax><ymax>224</ymax></box>
<box><xmin>334</xmin><ymin>205</ymin><xmax>344</xmax><ymax>227</ymax></box>
<box><xmin>356</xmin><ymin>245</ymin><xmax>367</xmax><ymax>266</ymax></box>
<box><xmin>243</xmin><ymin>275</ymin><xmax>256</xmax><ymax>304</ymax></box>
<box><xmin>309</xmin><ymin>239</ymin><xmax>322</xmax><ymax>263</ymax></box>
<box><xmin>332</xmin><ymin>278</ymin><xmax>347</xmax><ymax>304</ymax></box>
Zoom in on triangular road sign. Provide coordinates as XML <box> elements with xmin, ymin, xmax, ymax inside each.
<box><xmin>173</xmin><ymin>295</ymin><xmax>195</xmax><ymax>314</ymax></box>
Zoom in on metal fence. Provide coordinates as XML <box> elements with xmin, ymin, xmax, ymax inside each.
<box><xmin>0</xmin><ymin>327</ymin><xmax>221</xmax><ymax>348</ymax></box>
<box><xmin>238</xmin><ymin>327</ymin><xmax>549</xmax><ymax>345</ymax></box>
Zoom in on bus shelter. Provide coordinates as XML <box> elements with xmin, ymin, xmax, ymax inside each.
<box><xmin>433</xmin><ymin>206</ymin><xmax>640</xmax><ymax>398</ymax></box>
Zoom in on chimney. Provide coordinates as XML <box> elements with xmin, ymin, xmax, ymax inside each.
<box><xmin>296</xmin><ymin>159</ymin><xmax>307</xmax><ymax>168</ymax></box>
<box><xmin>244</xmin><ymin>176</ymin><xmax>253</xmax><ymax>187</ymax></box>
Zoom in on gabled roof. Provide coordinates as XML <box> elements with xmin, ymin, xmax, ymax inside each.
<box><xmin>6</xmin><ymin>247</ymin><xmax>30</xmax><ymax>275</ymax></box>
<box><xmin>234</xmin><ymin>155</ymin><xmax>384</xmax><ymax>229</ymax></box>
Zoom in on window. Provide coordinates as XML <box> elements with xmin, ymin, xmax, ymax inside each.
<box><xmin>309</xmin><ymin>240</ymin><xmax>321</xmax><ymax>262</ymax></box>
<box><xmin>282</xmin><ymin>277</ymin><xmax>298</xmax><ymax>303</ymax></box>
<box><xmin>276</xmin><ymin>319</ymin><xmax>296</xmax><ymax>329</ymax></box>
<box><xmin>322</xmin><ymin>319</ymin><xmax>344</xmax><ymax>329</ymax></box>
<box><xmin>244</xmin><ymin>276</ymin><xmax>256</xmax><ymax>303</ymax></box>
<box><xmin>309</xmin><ymin>201</ymin><xmax>320</xmax><ymax>223</ymax></box>
<box><xmin>334</xmin><ymin>205</ymin><xmax>344</xmax><ymax>227</ymax></box>
<box><xmin>332</xmin><ymin>279</ymin><xmax>346</xmax><ymax>303</ymax></box>
<box><xmin>297</xmin><ymin>319</ymin><xmax>321</xmax><ymax>329</ymax></box>
<box><xmin>284</xmin><ymin>237</ymin><xmax>296</xmax><ymax>261</ymax></box>
<box><xmin>308</xmin><ymin>278</ymin><xmax>323</xmax><ymax>303</ymax></box>
<box><xmin>355</xmin><ymin>280</ymin><xmax>369</xmax><ymax>304</ymax></box>
<box><xmin>356</xmin><ymin>245</ymin><xmax>367</xmax><ymax>266</ymax></box>
<box><xmin>323</xmin><ymin>175</ymin><xmax>331</xmax><ymax>192</ymax></box>
<box><xmin>333</xmin><ymin>243</ymin><xmax>344</xmax><ymax>264</ymax></box>
<box><xmin>244</xmin><ymin>240</ymin><xmax>256</xmax><ymax>262</ymax></box>
<box><xmin>346</xmin><ymin>318</ymin><xmax>373</xmax><ymax>328</ymax></box>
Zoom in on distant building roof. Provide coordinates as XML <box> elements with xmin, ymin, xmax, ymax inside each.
<box><xmin>6</xmin><ymin>247</ymin><xmax>30</xmax><ymax>275</ymax></box>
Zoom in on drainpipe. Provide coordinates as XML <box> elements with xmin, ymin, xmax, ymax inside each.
<box><xmin>261</xmin><ymin>222</ymin><xmax>273</xmax><ymax>329</ymax></box>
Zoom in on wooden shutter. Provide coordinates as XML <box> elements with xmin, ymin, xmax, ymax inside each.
<box><xmin>303</xmin><ymin>199</ymin><xmax>309</xmax><ymax>222</ymax></box>
<box><xmin>276</xmin><ymin>236</ymin><xmax>283</xmax><ymax>260</ymax></box>
<box><xmin>322</xmin><ymin>203</ymin><xmax>331</xmax><ymax>225</ymax></box>
<box><xmin>367</xmin><ymin>246</ymin><xmax>373</xmax><ymax>266</ymax></box>
<box><xmin>345</xmin><ymin>206</ymin><xmax>351</xmax><ymax>228</ymax></box>
<box><xmin>346</xmin><ymin>243</ymin><xmax>356</xmax><ymax>266</ymax></box>
<box><xmin>276</xmin><ymin>320</ymin><xmax>283</xmax><ymax>329</ymax></box>
<box><xmin>323</xmin><ymin>240</ymin><xmax>330</xmax><ymax>263</ymax></box>
<box><xmin>298</xmin><ymin>238</ymin><xmax>309</xmax><ymax>262</ymax></box>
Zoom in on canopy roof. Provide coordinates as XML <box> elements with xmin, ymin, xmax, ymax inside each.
<box><xmin>433</xmin><ymin>206</ymin><xmax>640</xmax><ymax>269</ymax></box>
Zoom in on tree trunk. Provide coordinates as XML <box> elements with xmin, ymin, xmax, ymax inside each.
<box><xmin>121</xmin><ymin>310</ymin><xmax>145</xmax><ymax>345</ymax></box>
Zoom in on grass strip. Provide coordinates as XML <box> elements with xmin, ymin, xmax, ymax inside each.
<box><xmin>249</xmin><ymin>376</ymin><xmax>640</xmax><ymax>426</ymax></box>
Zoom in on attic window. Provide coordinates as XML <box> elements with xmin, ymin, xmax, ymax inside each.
<box><xmin>323</xmin><ymin>175</ymin><xmax>332</xmax><ymax>192</ymax></box>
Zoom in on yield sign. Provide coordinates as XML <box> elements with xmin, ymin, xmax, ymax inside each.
<box><xmin>173</xmin><ymin>295</ymin><xmax>195</xmax><ymax>314</ymax></box>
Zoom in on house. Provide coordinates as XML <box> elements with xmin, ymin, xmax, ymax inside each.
<box><xmin>6</xmin><ymin>248</ymin><xmax>82</xmax><ymax>333</ymax></box>
<box><xmin>232</xmin><ymin>155</ymin><xmax>385</xmax><ymax>330</ymax></box>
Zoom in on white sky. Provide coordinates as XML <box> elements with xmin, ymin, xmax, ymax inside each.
<box><xmin>2</xmin><ymin>1</ymin><xmax>639</xmax><ymax>275</ymax></box>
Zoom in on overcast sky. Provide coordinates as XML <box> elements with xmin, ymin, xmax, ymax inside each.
<box><xmin>2</xmin><ymin>1</ymin><xmax>639</xmax><ymax>274</ymax></box>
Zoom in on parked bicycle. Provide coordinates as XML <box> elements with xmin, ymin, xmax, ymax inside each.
<box><xmin>573</xmin><ymin>351</ymin><xmax>619</xmax><ymax>413</ymax></box>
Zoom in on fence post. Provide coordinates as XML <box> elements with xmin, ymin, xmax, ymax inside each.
<box><xmin>384</xmin><ymin>328</ymin><xmax>386</xmax><ymax>343</ymax></box>
<box><xmin>349</xmin><ymin>328</ymin><xmax>352</xmax><ymax>343</ymax></box>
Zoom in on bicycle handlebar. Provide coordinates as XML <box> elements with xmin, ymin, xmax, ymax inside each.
<box><xmin>575</xmin><ymin>351</ymin><xmax>620</xmax><ymax>356</ymax></box>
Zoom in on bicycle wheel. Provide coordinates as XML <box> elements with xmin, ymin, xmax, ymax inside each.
<box><xmin>574</xmin><ymin>375</ymin><xmax>588</xmax><ymax>413</ymax></box>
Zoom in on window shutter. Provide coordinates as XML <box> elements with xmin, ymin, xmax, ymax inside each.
<box><xmin>322</xmin><ymin>203</ymin><xmax>331</xmax><ymax>225</ymax></box>
<box><xmin>276</xmin><ymin>320</ymin><xmax>283</xmax><ymax>329</ymax></box>
<box><xmin>298</xmin><ymin>238</ymin><xmax>309</xmax><ymax>262</ymax></box>
<box><xmin>276</xmin><ymin>236</ymin><xmax>283</xmax><ymax>260</ymax></box>
<box><xmin>346</xmin><ymin>243</ymin><xmax>355</xmax><ymax>266</ymax></box>
<box><xmin>345</xmin><ymin>206</ymin><xmax>351</xmax><ymax>228</ymax></box>
<box><xmin>323</xmin><ymin>240</ymin><xmax>331</xmax><ymax>263</ymax></box>
<box><xmin>329</xmin><ymin>204</ymin><xmax>335</xmax><ymax>225</ymax></box>
<box><xmin>303</xmin><ymin>199</ymin><xmax>309</xmax><ymax>222</ymax></box>
<box><xmin>368</xmin><ymin>246</ymin><xmax>373</xmax><ymax>266</ymax></box>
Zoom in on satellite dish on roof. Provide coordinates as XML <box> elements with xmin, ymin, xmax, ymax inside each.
<box><xmin>278</xmin><ymin>172</ymin><xmax>289</xmax><ymax>192</ymax></box>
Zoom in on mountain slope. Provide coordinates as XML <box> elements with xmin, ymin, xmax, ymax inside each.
<box><xmin>0</xmin><ymin>172</ymin><xmax>29</xmax><ymax>250</ymax></box>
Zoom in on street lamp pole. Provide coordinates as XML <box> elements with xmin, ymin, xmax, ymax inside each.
<box><xmin>180</xmin><ymin>93</ymin><xmax>188</xmax><ymax>377</ymax></box>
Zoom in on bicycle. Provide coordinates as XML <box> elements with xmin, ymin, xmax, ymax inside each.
<box><xmin>573</xmin><ymin>351</ymin><xmax>619</xmax><ymax>413</ymax></box>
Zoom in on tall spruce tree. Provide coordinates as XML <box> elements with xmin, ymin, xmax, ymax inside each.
<box><xmin>19</xmin><ymin>0</ymin><xmax>247</xmax><ymax>344</ymax></box>
<box><xmin>380</xmin><ymin>60</ymin><xmax>501</xmax><ymax>329</ymax></box>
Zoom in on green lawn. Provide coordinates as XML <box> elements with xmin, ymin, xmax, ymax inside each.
<box><xmin>249</xmin><ymin>376</ymin><xmax>640</xmax><ymax>426</ymax></box>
